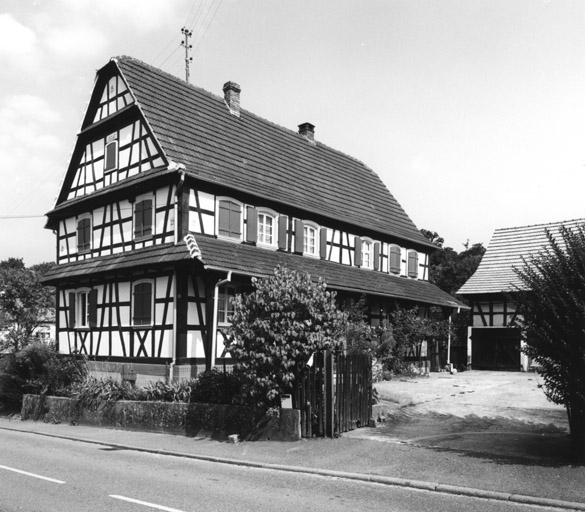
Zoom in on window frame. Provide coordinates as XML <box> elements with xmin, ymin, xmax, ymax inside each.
<box><xmin>76</xmin><ymin>214</ymin><xmax>92</xmax><ymax>254</ymax></box>
<box><xmin>134</xmin><ymin>194</ymin><xmax>154</xmax><ymax>240</ymax></box>
<box><xmin>257</xmin><ymin>208</ymin><xmax>278</xmax><ymax>248</ymax></box>
<box><xmin>132</xmin><ymin>280</ymin><xmax>154</xmax><ymax>327</ymax></box>
<box><xmin>303</xmin><ymin>222</ymin><xmax>319</xmax><ymax>258</ymax></box>
<box><xmin>76</xmin><ymin>289</ymin><xmax>90</xmax><ymax>329</ymax></box>
<box><xmin>361</xmin><ymin>238</ymin><xmax>374</xmax><ymax>270</ymax></box>
<box><xmin>104</xmin><ymin>139</ymin><xmax>118</xmax><ymax>173</ymax></box>
<box><xmin>216</xmin><ymin>197</ymin><xmax>243</xmax><ymax>241</ymax></box>
<box><xmin>217</xmin><ymin>285</ymin><xmax>236</xmax><ymax>326</ymax></box>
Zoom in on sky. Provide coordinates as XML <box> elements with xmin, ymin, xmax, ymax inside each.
<box><xmin>1</xmin><ymin>0</ymin><xmax>585</xmax><ymax>266</ymax></box>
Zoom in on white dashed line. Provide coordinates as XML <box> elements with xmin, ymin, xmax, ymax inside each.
<box><xmin>0</xmin><ymin>464</ymin><xmax>65</xmax><ymax>484</ymax></box>
<box><xmin>109</xmin><ymin>495</ymin><xmax>187</xmax><ymax>512</ymax></box>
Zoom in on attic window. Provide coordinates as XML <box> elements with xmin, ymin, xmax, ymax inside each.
<box><xmin>104</xmin><ymin>140</ymin><xmax>118</xmax><ymax>172</ymax></box>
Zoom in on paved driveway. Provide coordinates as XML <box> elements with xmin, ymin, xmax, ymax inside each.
<box><xmin>345</xmin><ymin>370</ymin><xmax>572</xmax><ymax>462</ymax></box>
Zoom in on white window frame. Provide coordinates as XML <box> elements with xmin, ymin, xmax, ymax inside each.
<box><xmin>216</xmin><ymin>197</ymin><xmax>243</xmax><ymax>241</ymax></box>
<box><xmin>217</xmin><ymin>285</ymin><xmax>236</xmax><ymax>326</ymax></box>
<box><xmin>361</xmin><ymin>238</ymin><xmax>374</xmax><ymax>270</ymax></box>
<box><xmin>257</xmin><ymin>208</ymin><xmax>278</xmax><ymax>248</ymax></box>
<box><xmin>132</xmin><ymin>279</ymin><xmax>154</xmax><ymax>327</ymax></box>
<box><xmin>76</xmin><ymin>214</ymin><xmax>92</xmax><ymax>254</ymax></box>
<box><xmin>303</xmin><ymin>222</ymin><xmax>319</xmax><ymax>258</ymax></box>
<box><xmin>76</xmin><ymin>288</ymin><xmax>90</xmax><ymax>329</ymax></box>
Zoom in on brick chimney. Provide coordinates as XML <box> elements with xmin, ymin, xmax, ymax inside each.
<box><xmin>223</xmin><ymin>81</ymin><xmax>241</xmax><ymax>117</ymax></box>
<box><xmin>298</xmin><ymin>122</ymin><xmax>315</xmax><ymax>143</ymax></box>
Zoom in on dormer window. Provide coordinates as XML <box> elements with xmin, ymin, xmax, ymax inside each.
<box><xmin>218</xmin><ymin>198</ymin><xmax>242</xmax><ymax>240</ymax></box>
<box><xmin>77</xmin><ymin>215</ymin><xmax>92</xmax><ymax>253</ymax></box>
<box><xmin>104</xmin><ymin>137</ymin><xmax>118</xmax><ymax>172</ymax></box>
<box><xmin>134</xmin><ymin>197</ymin><xmax>153</xmax><ymax>239</ymax></box>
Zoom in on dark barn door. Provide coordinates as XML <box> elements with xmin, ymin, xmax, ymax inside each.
<box><xmin>471</xmin><ymin>328</ymin><xmax>521</xmax><ymax>371</ymax></box>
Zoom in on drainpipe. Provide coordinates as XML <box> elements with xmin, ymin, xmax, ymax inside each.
<box><xmin>169</xmin><ymin>269</ymin><xmax>178</xmax><ymax>383</ymax></box>
<box><xmin>211</xmin><ymin>271</ymin><xmax>232</xmax><ymax>369</ymax></box>
<box><xmin>447</xmin><ymin>307</ymin><xmax>461</xmax><ymax>371</ymax></box>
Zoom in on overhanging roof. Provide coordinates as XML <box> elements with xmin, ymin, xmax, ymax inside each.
<box><xmin>43</xmin><ymin>237</ymin><xmax>466</xmax><ymax>310</ymax></box>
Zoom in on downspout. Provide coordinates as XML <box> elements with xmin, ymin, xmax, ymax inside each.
<box><xmin>211</xmin><ymin>271</ymin><xmax>232</xmax><ymax>368</ymax></box>
<box><xmin>169</xmin><ymin>169</ymin><xmax>186</xmax><ymax>382</ymax></box>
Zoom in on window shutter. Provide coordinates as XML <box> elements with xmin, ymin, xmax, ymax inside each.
<box><xmin>294</xmin><ymin>219</ymin><xmax>304</xmax><ymax>254</ymax></box>
<box><xmin>408</xmin><ymin>251</ymin><xmax>419</xmax><ymax>278</ymax></box>
<box><xmin>246</xmin><ymin>206</ymin><xmax>257</xmax><ymax>243</ymax></box>
<box><xmin>68</xmin><ymin>292</ymin><xmax>76</xmax><ymax>328</ymax></box>
<box><xmin>278</xmin><ymin>215</ymin><xmax>288</xmax><ymax>250</ymax></box>
<box><xmin>374</xmin><ymin>242</ymin><xmax>380</xmax><ymax>271</ymax></box>
<box><xmin>133</xmin><ymin>282</ymin><xmax>152</xmax><ymax>325</ymax></box>
<box><xmin>104</xmin><ymin>141</ymin><xmax>118</xmax><ymax>171</ymax></box>
<box><xmin>354</xmin><ymin>238</ymin><xmax>362</xmax><ymax>267</ymax></box>
<box><xmin>88</xmin><ymin>289</ymin><xmax>98</xmax><ymax>328</ymax></box>
<box><xmin>229</xmin><ymin>203</ymin><xmax>241</xmax><ymax>238</ymax></box>
<box><xmin>390</xmin><ymin>246</ymin><xmax>401</xmax><ymax>274</ymax></box>
<box><xmin>218</xmin><ymin>200</ymin><xmax>230</xmax><ymax>237</ymax></box>
<box><xmin>320</xmin><ymin>228</ymin><xmax>328</xmax><ymax>259</ymax></box>
<box><xmin>134</xmin><ymin>201</ymin><xmax>144</xmax><ymax>237</ymax></box>
<box><xmin>142</xmin><ymin>199</ymin><xmax>153</xmax><ymax>236</ymax></box>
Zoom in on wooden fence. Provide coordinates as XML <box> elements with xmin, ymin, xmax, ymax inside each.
<box><xmin>294</xmin><ymin>351</ymin><xmax>372</xmax><ymax>438</ymax></box>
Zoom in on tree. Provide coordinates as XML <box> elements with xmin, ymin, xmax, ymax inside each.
<box><xmin>227</xmin><ymin>265</ymin><xmax>345</xmax><ymax>410</ymax></box>
<box><xmin>0</xmin><ymin>258</ymin><xmax>55</xmax><ymax>352</ymax></box>
<box><xmin>513</xmin><ymin>226</ymin><xmax>585</xmax><ymax>458</ymax></box>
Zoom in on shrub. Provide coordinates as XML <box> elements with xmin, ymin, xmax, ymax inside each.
<box><xmin>191</xmin><ymin>369</ymin><xmax>242</xmax><ymax>404</ymax></box>
<box><xmin>0</xmin><ymin>343</ymin><xmax>86</xmax><ymax>412</ymax></box>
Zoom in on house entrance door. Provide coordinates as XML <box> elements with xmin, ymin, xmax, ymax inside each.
<box><xmin>471</xmin><ymin>327</ymin><xmax>521</xmax><ymax>371</ymax></box>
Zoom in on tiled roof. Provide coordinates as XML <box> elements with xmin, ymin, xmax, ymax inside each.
<box><xmin>111</xmin><ymin>56</ymin><xmax>433</xmax><ymax>249</ymax></box>
<box><xmin>42</xmin><ymin>238</ymin><xmax>465</xmax><ymax>309</ymax></box>
<box><xmin>457</xmin><ymin>218</ymin><xmax>585</xmax><ymax>295</ymax></box>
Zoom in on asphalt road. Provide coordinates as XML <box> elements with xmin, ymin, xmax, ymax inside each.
<box><xmin>0</xmin><ymin>428</ymin><xmax>566</xmax><ymax>512</ymax></box>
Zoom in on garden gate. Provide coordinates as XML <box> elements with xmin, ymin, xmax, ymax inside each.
<box><xmin>294</xmin><ymin>351</ymin><xmax>372</xmax><ymax>438</ymax></box>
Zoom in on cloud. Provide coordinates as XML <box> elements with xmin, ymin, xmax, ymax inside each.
<box><xmin>0</xmin><ymin>14</ymin><xmax>38</xmax><ymax>71</ymax></box>
<box><xmin>45</xmin><ymin>25</ymin><xmax>108</xmax><ymax>60</ymax></box>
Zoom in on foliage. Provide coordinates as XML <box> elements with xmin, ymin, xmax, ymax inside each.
<box><xmin>0</xmin><ymin>258</ymin><xmax>55</xmax><ymax>352</ymax></box>
<box><xmin>227</xmin><ymin>265</ymin><xmax>345</xmax><ymax>410</ymax></box>
<box><xmin>0</xmin><ymin>342</ymin><xmax>86</xmax><ymax>411</ymax></box>
<box><xmin>190</xmin><ymin>369</ymin><xmax>243</xmax><ymax>404</ymax></box>
<box><xmin>420</xmin><ymin>230</ymin><xmax>485</xmax><ymax>296</ymax></box>
<box><xmin>513</xmin><ymin>225</ymin><xmax>585</xmax><ymax>453</ymax></box>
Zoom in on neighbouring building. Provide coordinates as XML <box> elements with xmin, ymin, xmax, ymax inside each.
<box><xmin>42</xmin><ymin>56</ymin><xmax>465</xmax><ymax>384</ymax></box>
<box><xmin>457</xmin><ymin>218</ymin><xmax>585</xmax><ymax>371</ymax></box>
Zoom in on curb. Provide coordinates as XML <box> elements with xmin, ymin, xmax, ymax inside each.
<box><xmin>2</xmin><ymin>424</ymin><xmax>585</xmax><ymax>511</ymax></box>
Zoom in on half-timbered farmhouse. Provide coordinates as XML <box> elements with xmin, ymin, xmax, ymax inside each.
<box><xmin>457</xmin><ymin>218</ymin><xmax>585</xmax><ymax>371</ymax></box>
<box><xmin>43</xmin><ymin>56</ymin><xmax>464</xmax><ymax>384</ymax></box>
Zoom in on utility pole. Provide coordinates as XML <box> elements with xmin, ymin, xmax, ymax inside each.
<box><xmin>181</xmin><ymin>27</ymin><xmax>193</xmax><ymax>83</ymax></box>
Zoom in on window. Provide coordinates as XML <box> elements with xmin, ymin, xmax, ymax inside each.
<box><xmin>361</xmin><ymin>239</ymin><xmax>373</xmax><ymax>269</ymax></box>
<box><xmin>104</xmin><ymin>140</ymin><xmax>118</xmax><ymax>172</ymax></box>
<box><xmin>218</xmin><ymin>286</ymin><xmax>235</xmax><ymax>325</ymax></box>
<box><xmin>77</xmin><ymin>216</ymin><xmax>91</xmax><ymax>253</ymax></box>
<box><xmin>77</xmin><ymin>291</ymin><xmax>89</xmax><ymax>328</ymax></box>
<box><xmin>257</xmin><ymin>212</ymin><xmax>275</xmax><ymax>246</ymax></box>
<box><xmin>68</xmin><ymin>289</ymin><xmax>97</xmax><ymax>329</ymax></box>
<box><xmin>407</xmin><ymin>250</ymin><xmax>419</xmax><ymax>278</ymax></box>
<box><xmin>389</xmin><ymin>245</ymin><xmax>401</xmax><ymax>274</ymax></box>
<box><xmin>132</xmin><ymin>281</ymin><xmax>153</xmax><ymax>326</ymax></box>
<box><xmin>134</xmin><ymin>198</ymin><xmax>153</xmax><ymax>239</ymax></box>
<box><xmin>218</xmin><ymin>199</ymin><xmax>242</xmax><ymax>239</ymax></box>
<box><xmin>303</xmin><ymin>224</ymin><xmax>318</xmax><ymax>256</ymax></box>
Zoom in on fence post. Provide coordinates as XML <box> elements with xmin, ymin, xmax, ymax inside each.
<box><xmin>325</xmin><ymin>350</ymin><xmax>334</xmax><ymax>437</ymax></box>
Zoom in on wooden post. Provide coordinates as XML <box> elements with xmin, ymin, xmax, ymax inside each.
<box><xmin>325</xmin><ymin>350</ymin><xmax>334</xmax><ymax>438</ymax></box>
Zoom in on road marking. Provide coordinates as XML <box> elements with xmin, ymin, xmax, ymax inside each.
<box><xmin>0</xmin><ymin>464</ymin><xmax>65</xmax><ymax>484</ymax></box>
<box><xmin>110</xmin><ymin>495</ymin><xmax>187</xmax><ymax>512</ymax></box>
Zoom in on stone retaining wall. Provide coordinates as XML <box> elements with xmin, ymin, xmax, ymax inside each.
<box><xmin>21</xmin><ymin>395</ymin><xmax>300</xmax><ymax>442</ymax></box>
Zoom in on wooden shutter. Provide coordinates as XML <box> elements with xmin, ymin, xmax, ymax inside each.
<box><xmin>104</xmin><ymin>141</ymin><xmax>118</xmax><ymax>171</ymax></box>
<box><xmin>354</xmin><ymin>237</ymin><xmax>362</xmax><ymax>267</ymax></box>
<box><xmin>88</xmin><ymin>289</ymin><xmax>98</xmax><ymax>328</ymax></box>
<box><xmin>246</xmin><ymin>206</ymin><xmax>257</xmax><ymax>243</ymax></box>
<box><xmin>218</xmin><ymin>200</ymin><xmax>241</xmax><ymax>238</ymax></box>
<box><xmin>408</xmin><ymin>251</ymin><xmax>419</xmax><ymax>278</ymax></box>
<box><xmin>278</xmin><ymin>215</ymin><xmax>288</xmax><ymax>250</ymax></box>
<box><xmin>218</xmin><ymin>200</ymin><xmax>231</xmax><ymax>237</ymax></box>
<box><xmin>320</xmin><ymin>228</ymin><xmax>327</xmax><ymax>259</ymax></box>
<box><xmin>133</xmin><ymin>282</ymin><xmax>152</xmax><ymax>326</ymax></box>
<box><xmin>390</xmin><ymin>246</ymin><xmax>401</xmax><ymax>274</ymax></box>
<box><xmin>229</xmin><ymin>202</ymin><xmax>241</xmax><ymax>238</ymax></box>
<box><xmin>374</xmin><ymin>242</ymin><xmax>380</xmax><ymax>271</ymax></box>
<box><xmin>134</xmin><ymin>201</ymin><xmax>144</xmax><ymax>237</ymax></box>
<box><xmin>294</xmin><ymin>219</ymin><xmax>304</xmax><ymax>254</ymax></box>
<box><xmin>68</xmin><ymin>292</ymin><xmax>76</xmax><ymax>328</ymax></box>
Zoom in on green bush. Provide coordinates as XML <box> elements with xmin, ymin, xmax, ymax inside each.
<box><xmin>0</xmin><ymin>343</ymin><xmax>86</xmax><ymax>412</ymax></box>
<box><xmin>191</xmin><ymin>369</ymin><xmax>242</xmax><ymax>404</ymax></box>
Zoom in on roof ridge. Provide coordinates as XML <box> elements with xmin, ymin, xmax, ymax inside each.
<box><xmin>493</xmin><ymin>217</ymin><xmax>585</xmax><ymax>234</ymax></box>
<box><xmin>113</xmin><ymin>55</ymin><xmax>375</xmax><ymax>172</ymax></box>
